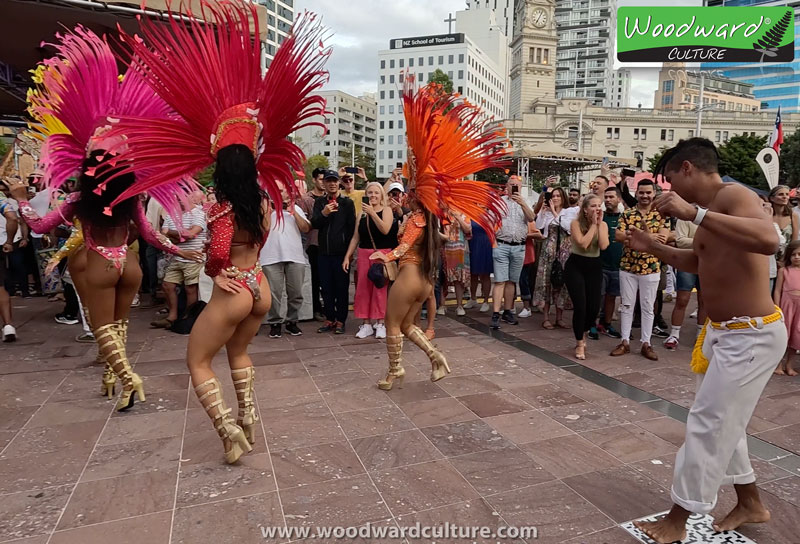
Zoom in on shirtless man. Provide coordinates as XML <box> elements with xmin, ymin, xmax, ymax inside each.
<box><xmin>627</xmin><ymin>138</ymin><xmax>786</xmax><ymax>543</ymax></box>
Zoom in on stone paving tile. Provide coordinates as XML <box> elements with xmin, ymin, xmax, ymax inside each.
<box><xmin>580</xmin><ymin>423</ymin><xmax>678</xmax><ymax>464</ymax></box>
<box><xmin>521</xmin><ymin>434</ymin><xmax>624</xmax><ymax>479</ymax></box>
<box><xmin>81</xmin><ymin>436</ymin><xmax>182</xmax><ymax>482</ymax></box>
<box><xmin>351</xmin><ymin>429</ymin><xmax>443</xmax><ymax>472</ymax></box>
<box><xmin>172</xmin><ymin>492</ymin><xmax>283</xmax><ymax>544</ymax></box>
<box><xmin>1</xmin><ymin>420</ymin><xmax>105</xmax><ymax>457</ymax></box>
<box><xmin>399</xmin><ymin>499</ymin><xmax>519</xmax><ymax>544</ymax></box>
<box><xmin>177</xmin><ymin>453</ymin><xmax>276</xmax><ymax>507</ymax></box>
<box><xmin>457</xmin><ymin>390</ymin><xmax>532</xmax><ymax>418</ymax></box>
<box><xmin>337</xmin><ymin>404</ymin><xmax>416</xmax><ymax>440</ymax></box>
<box><xmin>449</xmin><ymin>446</ymin><xmax>555</xmax><ymax>495</ymax></box>
<box><xmin>0</xmin><ymin>485</ymin><xmax>73</xmax><ymax>541</ymax></box>
<box><xmin>270</xmin><ymin>441</ymin><xmax>364</xmax><ymax>489</ymax></box>
<box><xmin>49</xmin><ymin>511</ymin><xmax>172</xmax><ymax>544</ymax></box>
<box><xmin>396</xmin><ymin>397</ymin><xmax>477</xmax><ymax>428</ymax></box>
<box><xmin>97</xmin><ymin>411</ymin><xmax>185</xmax><ymax>446</ymax></box>
<box><xmin>0</xmin><ymin>446</ymin><xmax>91</xmax><ymax>494</ymax></box>
<box><xmin>420</xmin><ymin>419</ymin><xmax>513</xmax><ymax>457</ymax></box>
<box><xmin>484</xmin><ymin>410</ymin><xmax>573</xmax><ymax>445</ymax></box>
<box><xmin>541</xmin><ymin>402</ymin><xmax>630</xmax><ymax>432</ymax></box>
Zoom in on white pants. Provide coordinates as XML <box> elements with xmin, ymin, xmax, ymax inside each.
<box><xmin>665</xmin><ymin>265</ymin><xmax>676</xmax><ymax>296</ymax></box>
<box><xmin>671</xmin><ymin>316</ymin><xmax>787</xmax><ymax>514</ymax></box>
<box><xmin>619</xmin><ymin>270</ymin><xmax>660</xmax><ymax>344</ymax></box>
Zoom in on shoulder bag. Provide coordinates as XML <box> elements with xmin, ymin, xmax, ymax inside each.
<box><xmin>549</xmin><ymin>216</ymin><xmax>565</xmax><ymax>289</ymax></box>
<box><xmin>366</xmin><ymin>212</ymin><xmax>398</xmax><ymax>288</ymax></box>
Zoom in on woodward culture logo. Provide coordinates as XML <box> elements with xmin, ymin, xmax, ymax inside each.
<box><xmin>617</xmin><ymin>7</ymin><xmax>795</xmax><ymax>63</ymax></box>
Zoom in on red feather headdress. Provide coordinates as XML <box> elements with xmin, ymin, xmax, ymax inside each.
<box><xmin>402</xmin><ymin>75</ymin><xmax>509</xmax><ymax>241</ymax></box>
<box><xmin>104</xmin><ymin>0</ymin><xmax>330</xmax><ymax>212</ymax></box>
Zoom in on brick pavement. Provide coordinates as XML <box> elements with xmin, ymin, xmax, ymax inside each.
<box><xmin>0</xmin><ymin>297</ymin><xmax>798</xmax><ymax>543</ymax></box>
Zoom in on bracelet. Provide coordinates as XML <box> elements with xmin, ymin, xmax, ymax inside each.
<box><xmin>693</xmin><ymin>206</ymin><xmax>708</xmax><ymax>226</ymax></box>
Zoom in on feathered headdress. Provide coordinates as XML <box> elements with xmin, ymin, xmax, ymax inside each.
<box><xmin>26</xmin><ymin>25</ymin><xmax>196</xmax><ymax>221</ymax></box>
<box><xmin>103</xmin><ymin>0</ymin><xmax>330</xmax><ymax>213</ymax></box>
<box><xmin>402</xmin><ymin>75</ymin><xmax>509</xmax><ymax>240</ymax></box>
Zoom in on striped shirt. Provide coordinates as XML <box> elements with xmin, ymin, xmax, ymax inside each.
<box><xmin>162</xmin><ymin>206</ymin><xmax>206</xmax><ymax>262</ymax></box>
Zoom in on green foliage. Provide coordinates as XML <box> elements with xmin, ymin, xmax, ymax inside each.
<box><xmin>303</xmin><ymin>154</ymin><xmax>330</xmax><ymax>190</ymax></box>
<box><xmin>780</xmin><ymin>129</ymin><xmax>800</xmax><ymax>188</ymax></box>
<box><xmin>0</xmin><ymin>140</ymin><xmax>9</xmax><ymax>160</ymax></box>
<box><xmin>428</xmin><ymin>69</ymin><xmax>454</xmax><ymax>94</ymax></box>
<box><xmin>717</xmin><ymin>133</ymin><xmax>769</xmax><ymax>190</ymax></box>
<box><xmin>196</xmin><ymin>165</ymin><xmax>215</xmax><ymax>187</ymax></box>
<box><xmin>474</xmin><ymin>168</ymin><xmax>508</xmax><ymax>187</ymax></box>
<box><xmin>647</xmin><ymin>146</ymin><xmax>669</xmax><ymax>174</ymax></box>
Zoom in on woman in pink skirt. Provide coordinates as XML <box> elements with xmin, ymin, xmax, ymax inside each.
<box><xmin>773</xmin><ymin>239</ymin><xmax>800</xmax><ymax>375</ymax></box>
<box><xmin>344</xmin><ymin>182</ymin><xmax>398</xmax><ymax>339</ymax></box>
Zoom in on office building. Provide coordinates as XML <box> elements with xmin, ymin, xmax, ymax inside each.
<box><xmin>467</xmin><ymin>0</ymin><xmax>515</xmax><ymax>41</ymax></box>
<box><xmin>609</xmin><ymin>69</ymin><xmax>632</xmax><ymax>108</ymax></box>
<box><xmin>702</xmin><ymin>0</ymin><xmax>800</xmax><ymax>113</ymax></box>
<box><xmin>293</xmin><ymin>91</ymin><xmax>376</xmax><ymax>164</ymax></box>
<box><xmin>654</xmin><ymin>63</ymin><xmax>761</xmax><ymax>113</ymax></box>
<box><xmin>255</xmin><ymin>0</ymin><xmax>294</xmax><ymax>70</ymax></box>
<box><xmin>553</xmin><ymin>0</ymin><xmax>616</xmax><ymax>106</ymax></box>
<box><xmin>376</xmin><ymin>22</ymin><xmax>506</xmax><ymax>177</ymax></box>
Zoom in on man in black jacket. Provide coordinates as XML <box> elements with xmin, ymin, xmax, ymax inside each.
<box><xmin>311</xmin><ymin>170</ymin><xmax>355</xmax><ymax>334</ymax></box>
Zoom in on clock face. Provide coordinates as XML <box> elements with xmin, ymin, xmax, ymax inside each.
<box><xmin>530</xmin><ymin>8</ymin><xmax>548</xmax><ymax>28</ymax></box>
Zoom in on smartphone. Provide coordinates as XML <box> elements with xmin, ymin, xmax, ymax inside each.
<box><xmin>396</xmin><ymin>162</ymin><xmax>403</xmax><ymax>168</ymax></box>
<box><xmin>511</xmin><ymin>185</ymin><xmax>519</xmax><ymax>195</ymax></box>
<box><xmin>344</xmin><ymin>166</ymin><xmax>358</xmax><ymax>174</ymax></box>
<box><xmin>544</xmin><ymin>191</ymin><xmax>552</xmax><ymax>203</ymax></box>
<box><xmin>622</xmin><ymin>168</ymin><xmax>636</xmax><ymax>178</ymax></box>
<box><xmin>361</xmin><ymin>195</ymin><xmax>370</xmax><ymax>205</ymax></box>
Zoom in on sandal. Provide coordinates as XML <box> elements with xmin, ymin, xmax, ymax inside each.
<box><xmin>150</xmin><ymin>318</ymin><xmax>174</xmax><ymax>329</ymax></box>
<box><xmin>556</xmin><ymin>321</ymin><xmax>569</xmax><ymax>329</ymax></box>
<box><xmin>542</xmin><ymin>320</ymin><xmax>554</xmax><ymax>330</ymax></box>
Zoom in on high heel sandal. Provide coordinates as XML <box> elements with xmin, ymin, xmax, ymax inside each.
<box><xmin>378</xmin><ymin>335</ymin><xmax>405</xmax><ymax>390</ymax></box>
<box><xmin>575</xmin><ymin>341</ymin><xmax>586</xmax><ymax>361</ymax></box>
<box><xmin>99</xmin><ymin>318</ymin><xmax>128</xmax><ymax>398</ymax></box>
<box><xmin>195</xmin><ymin>377</ymin><xmax>252</xmax><ymax>464</ymax></box>
<box><xmin>407</xmin><ymin>326</ymin><xmax>451</xmax><ymax>382</ymax></box>
<box><xmin>94</xmin><ymin>323</ymin><xmax>145</xmax><ymax>411</ymax></box>
<box><xmin>231</xmin><ymin>367</ymin><xmax>258</xmax><ymax>445</ymax></box>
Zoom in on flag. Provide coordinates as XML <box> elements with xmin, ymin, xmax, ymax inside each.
<box><xmin>769</xmin><ymin>106</ymin><xmax>784</xmax><ymax>154</ymax></box>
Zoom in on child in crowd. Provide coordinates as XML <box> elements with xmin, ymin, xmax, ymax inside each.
<box><xmin>773</xmin><ymin>240</ymin><xmax>800</xmax><ymax>376</ymax></box>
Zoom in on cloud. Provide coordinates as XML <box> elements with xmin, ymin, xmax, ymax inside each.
<box><xmin>297</xmin><ymin>0</ymin><xmax>466</xmax><ymax>97</ymax></box>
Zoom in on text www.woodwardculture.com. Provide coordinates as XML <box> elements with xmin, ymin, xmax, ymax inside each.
<box><xmin>260</xmin><ymin>522</ymin><xmax>538</xmax><ymax>540</ymax></box>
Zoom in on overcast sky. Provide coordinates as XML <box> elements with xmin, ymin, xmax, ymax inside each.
<box><xmin>297</xmin><ymin>0</ymin><xmax>704</xmax><ymax>109</ymax></box>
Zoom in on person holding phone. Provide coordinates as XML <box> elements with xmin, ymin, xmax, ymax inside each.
<box><xmin>312</xmin><ymin>170</ymin><xmax>356</xmax><ymax>334</ymax></box>
<box><xmin>338</xmin><ymin>166</ymin><xmax>366</xmax><ymax>218</ymax></box>
<box><xmin>343</xmin><ymin>182</ymin><xmax>397</xmax><ymax>339</ymax></box>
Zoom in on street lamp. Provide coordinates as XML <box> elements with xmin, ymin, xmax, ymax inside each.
<box><xmin>678</xmin><ymin>71</ymin><xmax>722</xmax><ymax>137</ymax></box>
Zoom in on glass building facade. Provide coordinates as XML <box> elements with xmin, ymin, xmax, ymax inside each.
<box><xmin>701</xmin><ymin>0</ymin><xmax>800</xmax><ymax>112</ymax></box>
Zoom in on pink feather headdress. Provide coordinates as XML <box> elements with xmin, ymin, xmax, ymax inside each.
<box><xmin>104</xmin><ymin>0</ymin><xmax>330</xmax><ymax>212</ymax></box>
<box><xmin>27</xmin><ymin>25</ymin><xmax>197</xmax><ymax>221</ymax></box>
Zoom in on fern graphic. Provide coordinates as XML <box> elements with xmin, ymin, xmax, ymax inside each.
<box><xmin>754</xmin><ymin>11</ymin><xmax>792</xmax><ymax>61</ymax></box>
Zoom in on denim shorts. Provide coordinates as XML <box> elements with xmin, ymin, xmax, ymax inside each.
<box><xmin>675</xmin><ymin>270</ymin><xmax>700</xmax><ymax>292</ymax></box>
<box><xmin>602</xmin><ymin>268</ymin><xmax>620</xmax><ymax>297</ymax></box>
<box><xmin>492</xmin><ymin>243</ymin><xmax>525</xmax><ymax>283</ymax></box>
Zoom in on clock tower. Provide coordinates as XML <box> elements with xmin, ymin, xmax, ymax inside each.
<box><xmin>508</xmin><ymin>0</ymin><xmax>558</xmax><ymax>119</ymax></box>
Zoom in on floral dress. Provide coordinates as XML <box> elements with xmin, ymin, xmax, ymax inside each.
<box><xmin>444</xmin><ymin>214</ymin><xmax>469</xmax><ymax>285</ymax></box>
<box><xmin>533</xmin><ymin>212</ymin><xmax>571</xmax><ymax>309</ymax></box>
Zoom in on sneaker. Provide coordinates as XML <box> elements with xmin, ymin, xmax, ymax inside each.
<box><xmin>317</xmin><ymin>321</ymin><xmax>336</xmax><ymax>333</ymax></box>
<box><xmin>456</xmin><ymin>306</ymin><xmax>466</xmax><ymax>316</ymax></box>
<box><xmin>655</xmin><ymin>315</ymin><xmax>669</xmax><ymax>331</ymax></box>
<box><xmin>463</xmin><ymin>300</ymin><xmax>477</xmax><ymax>310</ymax></box>
<box><xmin>356</xmin><ymin>323</ymin><xmax>374</xmax><ymax>339</ymax></box>
<box><xmin>689</xmin><ymin>309</ymin><xmax>698</xmax><ymax>319</ymax></box>
<box><xmin>501</xmin><ymin>310</ymin><xmax>519</xmax><ymax>325</ymax></box>
<box><xmin>436</xmin><ymin>306</ymin><xmax>446</xmax><ymax>316</ymax></box>
<box><xmin>269</xmin><ymin>324</ymin><xmax>282</xmax><ymax>338</ymax></box>
<box><xmin>480</xmin><ymin>302</ymin><xmax>490</xmax><ymax>313</ymax></box>
<box><xmin>490</xmin><ymin>312</ymin><xmax>501</xmax><ymax>330</ymax></box>
<box><xmin>334</xmin><ymin>322</ymin><xmax>346</xmax><ymax>335</ymax></box>
<box><xmin>54</xmin><ymin>313</ymin><xmax>79</xmax><ymax>325</ymax></box>
<box><xmin>314</xmin><ymin>311</ymin><xmax>327</xmax><ymax>322</ymax></box>
<box><xmin>652</xmin><ymin>325</ymin><xmax>670</xmax><ymax>339</ymax></box>
<box><xmin>130</xmin><ymin>294</ymin><xmax>140</xmax><ymax>308</ymax></box>
<box><xmin>604</xmin><ymin>325</ymin><xmax>622</xmax><ymax>339</ymax></box>
<box><xmin>2</xmin><ymin>324</ymin><xmax>16</xmax><ymax>342</ymax></box>
<box><xmin>285</xmin><ymin>322</ymin><xmax>302</xmax><ymax>336</ymax></box>
<box><xmin>75</xmin><ymin>331</ymin><xmax>95</xmax><ymax>343</ymax></box>
<box><xmin>588</xmin><ymin>327</ymin><xmax>599</xmax><ymax>340</ymax></box>
<box><xmin>664</xmin><ymin>335</ymin><xmax>679</xmax><ymax>350</ymax></box>
<box><xmin>374</xmin><ymin>323</ymin><xmax>386</xmax><ymax>339</ymax></box>
<box><xmin>518</xmin><ymin>308</ymin><xmax>532</xmax><ymax>318</ymax></box>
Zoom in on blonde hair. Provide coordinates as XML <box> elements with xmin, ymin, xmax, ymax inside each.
<box><xmin>365</xmin><ymin>181</ymin><xmax>387</xmax><ymax>207</ymax></box>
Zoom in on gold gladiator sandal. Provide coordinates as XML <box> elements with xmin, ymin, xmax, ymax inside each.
<box><xmin>231</xmin><ymin>367</ymin><xmax>258</xmax><ymax>445</ymax></box>
<box><xmin>94</xmin><ymin>323</ymin><xmax>145</xmax><ymax>411</ymax></box>
<box><xmin>378</xmin><ymin>335</ymin><xmax>406</xmax><ymax>390</ymax></box>
<box><xmin>194</xmin><ymin>377</ymin><xmax>253</xmax><ymax>464</ymax></box>
<box><xmin>407</xmin><ymin>326</ymin><xmax>451</xmax><ymax>382</ymax></box>
<box><xmin>100</xmin><ymin>318</ymin><xmax>129</xmax><ymax>399</ymax></box>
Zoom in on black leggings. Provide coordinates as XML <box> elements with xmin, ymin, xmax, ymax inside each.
<box><xmin>564</xmin><ymin>254</ymin><xmax>603</xmax><ymax>341</ymax></box>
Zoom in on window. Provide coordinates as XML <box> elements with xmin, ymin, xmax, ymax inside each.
<box><xmin>379</xmin><ymin>91</ymin><xmax>385</xmax><ymax>99</ymax></box>
<box><xmin>660</xmin><ymin>129</ymin><xmax>667</xmax><ymax>141</ymax></box>
<box><xmin>379</xmin><ymin>136</ymin><xmax>384</xmax><ymax>144</ymax></box>
<box><xmin>427</xmin><ymin>72</ymin><xmax>433</xmax><ymax>81</ymax></box>
<box><xmin>380</xmin><ymin>60</ymin><xmax>386</xmax><ymax>69</ymax></box>
<box><xmin>379</xmin><ymin>165</ymin><xmax>384</xmax><ymax>175</ymax></box>
<box><xmin>614</xmin><ymin>128</ymin><xmax>620</xmax><ymax>139</ymax></box>
<box><xmin>634</xmin><ymin>151</ymin><xmax>644</xmax><ymax>168</ymax></box>
<box><xmin>379</xmin><ymin>121</ymin><xmax>384</xmax><ymax>129</ymax></box>
<box><xmin>641</xmin><ymin>129</ymin><xmax>647</xmax><ymax>140</ymax></box>
<box><xmin>448</xmin><ymin>71</ymin><xmax>453</xmax><ymax>79</ymax></box>
<box><xmin>324</xmin><ymin>151</ymin><xmax>330</xmax><ymax>157</ymax></box>
<box><xmin>389</xmin><ymin>121</ymin><xmax>394</xmax><ymax>129</ymax></box>
<box><xmin>409</xmin><ymin>58</ymin><xmax>414</xmax><ymax>67</ymax></box>
<box><xmin>458</xmin><ymin>70</ymin><xmax>464</xmax><ymax>79</ymax></box>
<box><xmin>607</xmin><ymin>127</ymin><xmax>613</xmax><ymax>139</ymax></box>
<box><xmin>448</xmin><ymin>55</ymin><xmax>454</xmax><ymax>64</ymax></box>
<box><xmin>388</xmin><ymin>150</ymin><xmax>394</xmax><ymax>159</ymax></box>
<box><xmin>723</xmin><ymin>131</ymin><xmax>729</xmax><ymax>141</ymax></box>
<box><xmin>715</xmin><ymin>131</ymin><xmax>721</xmax><ymax>143</ymax></box>
<box><xmin>634</xmin><ymin>128</ymin><xmax>639</xmax><ymax>140</ymax></box>
<box><xmin>419</xmin><ymin>57</ymin><xmax>423</xmax><ymax>66</ymax></box>
<box><xmin>388</xmin><ymin>135</ymin><xmax>394</xmax><ymax>144</ymax></box>
<box><xmin>398</xmin><ymin>120</ymin><xmax>404</xmax><ymax>129</ymax></box>
<box><xmin>567</xmin><ymin>125</ymin><xmax>578</xmax><ymax>139</ymax></box>
<box><xmin>379</xmin><ymin>106</ymin><xmax>385</xmax><ymax>114</ymax></box>
<box><xmin>398</xmin><ymin>135</ymin><xmax>404</xmax><ymax>145</ymax></box>
<box><xmin>399</xmin><ymin>59</ymin><xmax>404</xmax><ymax>68</ymax></box>
<box><xmin>662</xmin><ymin>95</ymin><xmax>672</xmax><ymax>105</ymax></box>
<box><xmin>668</xmin><ymin>129</ymin><xmax>674</xmax><ymax>141</ymax></box>
<box><xmin>389</xmin><ymin>90</ymin><xmax>394</xmax><ymax>99</ymax></box>
<box><xmin>607</xmin><ymin>150</ymin><xmax>617</xmax><ymax>156</ymax></box>
<box><xmin>428</xmin><ymin>56</ymin><xmax>433</xmax><ymax>65</ymax></box>
<box><xmin>535</xmin><ymin>48</ymin><xmax>542</xmax><ymax>64</ymax></box>
<box><xmin>389</xmin><ymin>105</ymin><xmax>394</xmax><ymax>114</ymax></box>
<box><xmin>438</xmin><ymin>55</ymin><xmax>444</xmax><ymax>64</ymax></box>
<box><xmin>529</xmin><ymin>48</ymin><xmax>535</xmax><ymax>63</ymax></box>
<box><xmin>688</xmin><ymin>130</ymin><xmax>694</xmax><ymax>138</ymax></box>
<box><xmin>458</xmin><ymin>54</ymin><xmax>464</xmax><ymax>63</ymax></box>
<box><xmin>389</xmin><ymin>59</ymin><xmax>395</xmax><ymax>69</ymax></box>
<box><xmin>543</xmin><ymin>49</ymin><xmax>549</xmax><ymax>64</ymax></box>
<box><xmin>389</xmin><ymin>75</ymin><xmax>395</xmax><ymax>84</ymax></box>
<box><xmin>399</xmin><ymin>73</ymin><xmax>404</xmax><ymax>83</ymax></box>
<box><xmin>398</xmin><ymin>150</ymin><xmax>403</xmax><ymax>159</ymax></box>
<box><xmin>663</xmin><ymin>80</ymin><xmax>673</xmax><ymax>92</ymax></box>
<box><xmin>380</xmin><ymin>76</ymin><xmax>385</xmax><ymax>84</ymax></box>
<box><xmin>379</xmin><ymin>150</ymin><xmax>384</xmax><ymax>159</ymax></box>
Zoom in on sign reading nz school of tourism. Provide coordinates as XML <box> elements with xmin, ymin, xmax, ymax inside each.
<box><xmin>390</xmin><ymin>33</ymin><xmax>465</xmax><ymax>50</ymax></box>
<box><xmin>617</xmin><ymin>7</ymin><xmax>794</xmax><ymax>63</ymax></box>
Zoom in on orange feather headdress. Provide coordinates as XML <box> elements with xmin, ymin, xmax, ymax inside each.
<box><xmin>402</xmin><ymin>75</ymin><xmax>509</xmax><ymax>240</ymax></box>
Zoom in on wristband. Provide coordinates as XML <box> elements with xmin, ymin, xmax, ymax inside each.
<box><xmin>692</xmin><ymin>206</ymin><xmax>708</xmax><ymax>226</ymax></box>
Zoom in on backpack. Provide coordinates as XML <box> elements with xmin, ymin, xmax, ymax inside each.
<box><xmin>170</xmin><ymin>301</ymin><xmax>207</xmax><ymax>335</ymax></box>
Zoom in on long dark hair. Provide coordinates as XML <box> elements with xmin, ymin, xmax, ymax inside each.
<box><xmin>74</xmin><ymin>150</ymin><xmax>137</xmax><ymax>228</ymax></box>
<box><xmin>213</xmin><ymin>144</ymin><xmax>267</xmax><ymax>243</ymax></box>
<box><xmin>421</xmin><ymin>209</ymin><xmax>441</xmax><ymax>281</ymax></box>
<box><xmin>784</xmin><ymin>240</ymin><xmax>800</xmax><ymax>268</ymax></box>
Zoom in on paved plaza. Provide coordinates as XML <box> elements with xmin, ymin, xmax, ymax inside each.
<box><xmin>1</xmin><ymin>297</ymin><xmax>799</xmax><ymax>544</ymax></box>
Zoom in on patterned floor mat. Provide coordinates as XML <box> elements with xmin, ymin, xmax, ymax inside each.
<box><xmin>621</xmin><ymin>511</ymin><xmax>757</xmax><ymax>543</ymax></box>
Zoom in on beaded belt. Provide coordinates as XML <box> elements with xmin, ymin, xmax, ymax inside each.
<box><xmin>226</xmin><ymin>266</ymin><xmax>261</xmax><ymax>301</ymax></box>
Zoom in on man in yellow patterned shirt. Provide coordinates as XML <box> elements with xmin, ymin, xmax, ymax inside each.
<box><xmin>612</xmin><ymin>179</ymin><xmax>669</xmax><ymax>361</ymax></box>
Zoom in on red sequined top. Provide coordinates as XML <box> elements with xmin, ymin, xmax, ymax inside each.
<box><xmin>385</xmin><ymin>211</ymin><xmax>426</xmax><ymax>266</ymax></box>
<box><xmin>205</xmin><ymin>202</ymin><xmax>268</xmax><ymax>277</ymax></box>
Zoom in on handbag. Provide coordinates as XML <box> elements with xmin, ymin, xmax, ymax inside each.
<box><xmin>366</xmin><ymin>214</ymin><xmax>397</xmax><ymax>288</ymax></box>
<box><xmin>549</xmin><ymin>217</ymin><xmax>565</xmax><ymax>289</ymax></box>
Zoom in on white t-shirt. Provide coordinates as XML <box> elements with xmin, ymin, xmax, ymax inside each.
<box><xmin>0</xmin><ymin>197</ymin><xmax>22</xmax><ymax>245</ymax></box>
<box><xmin>259</xmin><ymin>205</ymin><xmax>309</xmax><ymax>266</ymax></box>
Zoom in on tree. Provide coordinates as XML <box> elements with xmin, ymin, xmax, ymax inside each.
<box><xmin>196</xmin><ymin>165</ymin><xmax>215</xmax><ymax>187</ymax></box>
<box><xmin>647</xmin><ymin>146</ymin><xmax>669</xmax><ymax>174</ymax></box>
<box><xmin>780</xmin><ymin>129</ymin><xmax>800</xmax><ymax>187</ymax></box>
<box><xmin>474</xmin><ymin>168</ymin><xmax>508</xmax><ymax>186</ymax></box>
<box><xmin>428</xmin><ymin>69</ymin><xmax>454</xmax><ymax>94</ymax></box>
<box><xmin>303</xmin><ymin>154</ymin><xmax>329</xmax><ymax>190</ymax></box>
<box><xmin>717</xmin><ymin>133</ymin><xmax>769</xmax><ymax>190</ymax></box>
<box><xmin>338</xmin><ymin>145</ymin><xmax>376</xmax><ymax>186</ymax></box>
